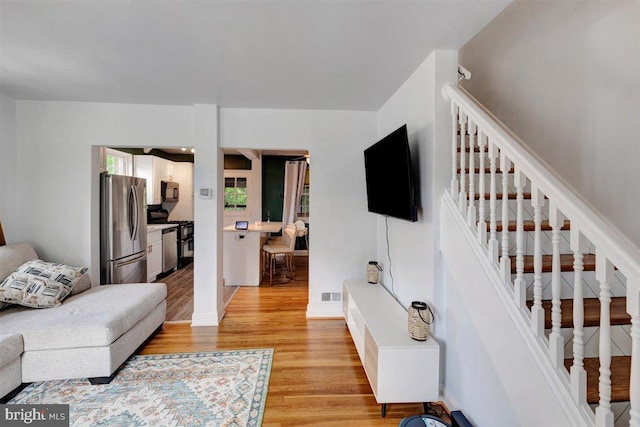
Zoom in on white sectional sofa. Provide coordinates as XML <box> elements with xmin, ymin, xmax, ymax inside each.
<box><xmin>0</xmin><ymin>242</ymin><xmax>167</xmax><ymax>400</ymax></box>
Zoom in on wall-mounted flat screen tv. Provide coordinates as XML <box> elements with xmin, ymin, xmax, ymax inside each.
<box><xmin>364</xmin><ymin>124</ymin><xmax>418</xmax><ymax>222</ymax></box>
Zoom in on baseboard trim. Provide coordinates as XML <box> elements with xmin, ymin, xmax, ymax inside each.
<box><xmin>191</xmin><ymin>310</ymin><xmax>224</xmax><ymax>326</ymax></box>
<box><xmin>305</xmin><ymin>303</ymin><xmax>344</xmax><ymax>319</ymax></box>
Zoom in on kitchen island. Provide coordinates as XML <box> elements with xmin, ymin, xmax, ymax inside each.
<box><xmin>223</xmin><ymin>222</ymin><xmax>282</xmax><ymax>286</ymax></box>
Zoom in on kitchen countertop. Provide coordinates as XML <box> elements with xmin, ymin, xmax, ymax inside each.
<box><xmin>147</xmin><ymin>224</ymin><xmax>179</xmax><ymax>231</ymax></box>
<box><xmin>223</xmin><ymin>222</ymin><xmax>283</xmax><ymax>233</ymax></box>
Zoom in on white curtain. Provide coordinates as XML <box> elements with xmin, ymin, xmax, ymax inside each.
<box><xmin>281</xmin><ymin>160</ymin><xmax>307</xmax><ymax>226</ymax></box>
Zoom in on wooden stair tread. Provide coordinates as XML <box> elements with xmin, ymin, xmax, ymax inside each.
<box><xmin>457</xmin><ymin>167</ymin><xmax>515</xmax><ymax>174</ymax></box>
<box><xmin>458</xmin><ymin>146</ymin><xmax>488</xmax><ymax>153</ymax></box>
<box><xmin>470</xmin><ymin>192</ymin><xmax>531</xmax><ymax>200</ymax></box>
<box><xmin>510</xmin><ymin>253</ymin><xmax>596</xmax><ymax>274</ymax></box>
<box><xmin>527</xmin><ymin>297</ymin><xmax>630</xmax><ymax>328</ymax></box>
<box><xmin>564</xmin><ymin>356</ymin><xmax>630</xmax><ymax>404</ymax></box>
<box><xmin>491</xmin><ymin>219</ymin><xmax>570</xmax><ymax>232</ymax></box>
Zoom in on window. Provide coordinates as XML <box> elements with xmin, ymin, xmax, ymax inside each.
<box><xmin>105</xmin><ymin>148</ymin><xmax>133</xmax><ymax>175</ymax></box>
<box><xmin>225</xmin><ymin>177</ymin><xmax>247</xmax><ymax>211</ymax></box>
<box><xmin>297</xmin><ymin>184</ymin><xmax>310</xmax><ymax>218</ymax></box>
<box><xmin>297</xmin><ymin>167</ymin><xmax>310</xmax><ymax>219</ymax></box>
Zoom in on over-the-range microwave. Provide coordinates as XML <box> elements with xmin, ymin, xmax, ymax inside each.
<box><xmin>161</xmin><ymin>181</ymin><xmax>179</xmax><ymax>202</ymax></box>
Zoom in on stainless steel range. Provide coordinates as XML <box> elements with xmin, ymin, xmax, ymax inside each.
<box><xmin>148</xmin><ymin>206</ymin><xmax>194</xmax><ymax>269</ymax></box>
<box><xmin>170</xmin><ymin>220</ymin><xmax>193</xmax><ymax>268</ymax></box>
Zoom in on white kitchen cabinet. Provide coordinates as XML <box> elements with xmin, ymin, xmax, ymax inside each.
<box><xmin>147</xmin><ymin>228</ymin><xmax>163</xmax><ymax>282</ymax></box>
<box><xmin>134</xmin><ymin>155</ymin><xmax>175</xmax><ymax>205</ymax></box>
<box><xmin>343</xmin><ymin>280</ymin><xmax>440</xmax><ymax>416</ymax></box>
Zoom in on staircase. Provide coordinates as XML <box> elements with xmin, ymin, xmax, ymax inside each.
<box><xmin>441</xmin><ymin>82</ymin><xmax>640</xmax><ymax>427</ymax></box>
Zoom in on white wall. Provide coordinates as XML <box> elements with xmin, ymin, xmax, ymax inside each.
<box><xmin>192</xmin><ymin>104</ymin><xmax>224</xmax><ymax>325</ymax></box>
<box><xmin>15</xmin><ymin>101</ymin><xmax>194</xmax><ymax>287</ymax></box>
<box><xmin>459</xmin><ymin>0</ymin><xmax>640</xmax><ymax>246</ymax></box>
<box><xmin>0</xmin><ymin>93</ymin><xmax>18</xmax><ymax>243</ymax></box>
<box><xmin>219</xmin><ymin>108</ymin><xmax>377</xmax><ymax>317</ymax></box>
<box><xmin>12</xmin><ymin>100</ymin><xmax>376</xmax><ymax>319</ymax></box>
<box><xmin>375</xmin><ymin>50</ymin><xmax>457</xmax><ymax>314</ymax></box>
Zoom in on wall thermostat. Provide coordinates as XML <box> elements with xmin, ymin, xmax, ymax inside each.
<box><xmin>199</xmin><ymin>188</ymin><xmax>213</xmax><ymax>199</ymax></box>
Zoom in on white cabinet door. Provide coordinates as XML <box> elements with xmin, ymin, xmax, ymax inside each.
<box><xmin>134</xmin><ymin>155</ymin><xmax>155</xmax><ymax>205</ymax></box>
<box><xmin>147</xmin><ymin>230</ymin><xmax>163</xmax><ymax>282</ymax></box>
<box><xmin>152</xmin><ymin>158</ymin><xmax>165</xmax><ymax>204</ymax></box>
<box><xmin>135</xmin><ymin>155</ymin><xmax>177</xmax><ymax>205</ymax></box>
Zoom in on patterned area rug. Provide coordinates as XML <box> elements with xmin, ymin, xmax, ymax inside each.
<box><xmin>10</xmin><ymin>349</ymin><xmax>273</xmax><ymax>426</ymax></box>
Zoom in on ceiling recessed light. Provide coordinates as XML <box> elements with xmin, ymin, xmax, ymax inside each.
<box><xmin>181</xmin><ymin>147</ymin><xmax>186</xmax><ymax>152</ymax></box>
<box><xmin>191</xmin><ymin>148</ymin><xmax>195</xmax><ymax>153</ymax></box>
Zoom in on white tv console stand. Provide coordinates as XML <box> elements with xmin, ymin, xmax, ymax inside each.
<box><xmin>342</xmin><ymin>280</ymin><xmax>440</xmax><ymax>416</ymax></box>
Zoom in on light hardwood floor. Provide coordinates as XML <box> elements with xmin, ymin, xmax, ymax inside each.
<box><xmin>144</xmin><ymin>257</ymin><xmax>449</xmax><ymax>426</ymax></box>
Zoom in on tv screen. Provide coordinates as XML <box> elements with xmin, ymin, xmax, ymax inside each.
<box><xmin>364</xmin><ymin>125</ymin><xmax>417</xmax><ymax>222</ymax></box>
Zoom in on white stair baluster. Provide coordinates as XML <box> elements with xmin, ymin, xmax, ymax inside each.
<box><xmin>467</xmin><ymin>121</ymin><xmax>477</xmax><ymax>226</ymax></box>
<box><xmin>450</xmin><ymin>103</ymin><xmax>459</xmax><ymax>197</ymax></box>
<box><xmin>531</xmin><ymin>186</ymin><xmax>545</xmax><ymax>337</ymax></box>
<box><xmin>627</xmin><ymin>279</ymin><xmax>640</xmax><ymax>427</ymax></box>
<box><xmin>570</xmin><ymin>228</ymin><xmax>587</xmax><ymax>406</ymax></box>
<box><xmin>499</xmin><ymin>152</ymin><xmax>512</xmax><ymax>284</ymax></box>
<box><xmin>488</xmin><ymin>141</ymin><xmax>499</xmax><ymax>263</ymax></box>
<box><xmin>458</xmin><ymin>112</ymin><xmax>468</xmax><ymax>212</ymax></box>
<box><xmin>477</xmin><ymin>132</ymin><xmax>487</xmax><ymax>244</ymax></box>
<box><xmin>513</xmin><ymin>168</ymin><xmax>526</xmax><ymax>309</ymax></box>
<box><xmin>595</xmin><ymin>253</ymin><xmax>614</xmax><ymax>427</ymax></box>
<box><xmin>548</xmin><ymin>202</ymin><xmax>565</xmax><ymax>368</ymax></box>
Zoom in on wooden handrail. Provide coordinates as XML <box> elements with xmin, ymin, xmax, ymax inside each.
<box><xmin>442</xmin><ymin>82</ymin><xmax>640</xmax><ymax>279</ymax></box>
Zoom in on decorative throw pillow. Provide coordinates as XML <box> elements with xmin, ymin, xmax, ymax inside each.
<box><xmin>0</xmin><ymin>260</ymin><xmax>88</xmax><ymax>308</ymax></box>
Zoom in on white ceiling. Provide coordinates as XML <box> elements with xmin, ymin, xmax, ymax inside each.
<box><xmin>0</xmin><ymin>0</ymin><xmax>510</xmax><ymax>111</ymax></box>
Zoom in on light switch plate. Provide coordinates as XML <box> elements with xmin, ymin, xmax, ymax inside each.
<box><xmin>199</xmin><ymin>188</ymin><xmax>213</xmax><ymax>199</ymax></box>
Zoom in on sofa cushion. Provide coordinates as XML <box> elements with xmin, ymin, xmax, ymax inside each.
<box><xmin>0</xmin><ymin>333</ymin><xmax>23</xmax><ymax>368</ymax></box>
<box><xmin>0</xmin><ymin>260</ymin><xmax>88</xmax><ymax>308</ymax></box>
<box><xmin>0</xmin><ymin>282</ymin><xmax>167</xmax><ymax>351</ymax></box>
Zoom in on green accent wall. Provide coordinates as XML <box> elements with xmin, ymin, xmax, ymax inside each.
<box><xmin>261</xmin><ymin>155</ymin><xmax>297</xmax><ymax>223</ymax></box>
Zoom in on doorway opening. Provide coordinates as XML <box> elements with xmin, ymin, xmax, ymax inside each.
<box><xmin>100</xmin><ymin>146</ymin><xmax>195</xmax><ymax>322</ymax></box>
<box><xmin>222</xmin><ymin>149</ymin><xmax>310</xmax><ymax>292</ymax></box>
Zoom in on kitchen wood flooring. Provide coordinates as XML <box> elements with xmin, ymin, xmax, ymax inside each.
<box><xmin>156</xmin><ymin>263</ymin><xmax>195</xmax><ymax>321</ymax></box>
<box><xmin>143</xmin><ymin>256</ymin><xmax>450</xmax><ymax>426</ymax></box>
<box><xmin>160</xmin><ymin>256</ymin><xmax>310</xmax><ymax>321</ymax></box>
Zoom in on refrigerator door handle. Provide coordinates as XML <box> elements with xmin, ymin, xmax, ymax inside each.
<box><xmin>132</xmin><ymin>184</ymin><xmax>140</xmax><ymax>241</ymax></box>
<box><xmin>128</xmin><ymin>185</ymin><xmax>136</xmax><ymax>241</ymax></box>
<box><xmin>114</xmin><ymin>251</ymin><xmax>146</xmax><ymax>268</ymax></box>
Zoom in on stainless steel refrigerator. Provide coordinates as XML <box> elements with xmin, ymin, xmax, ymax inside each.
<box><xmin>100</xmin><ymin>172</ymin><xmax>147</xmax><ymax>284</ymax></box>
